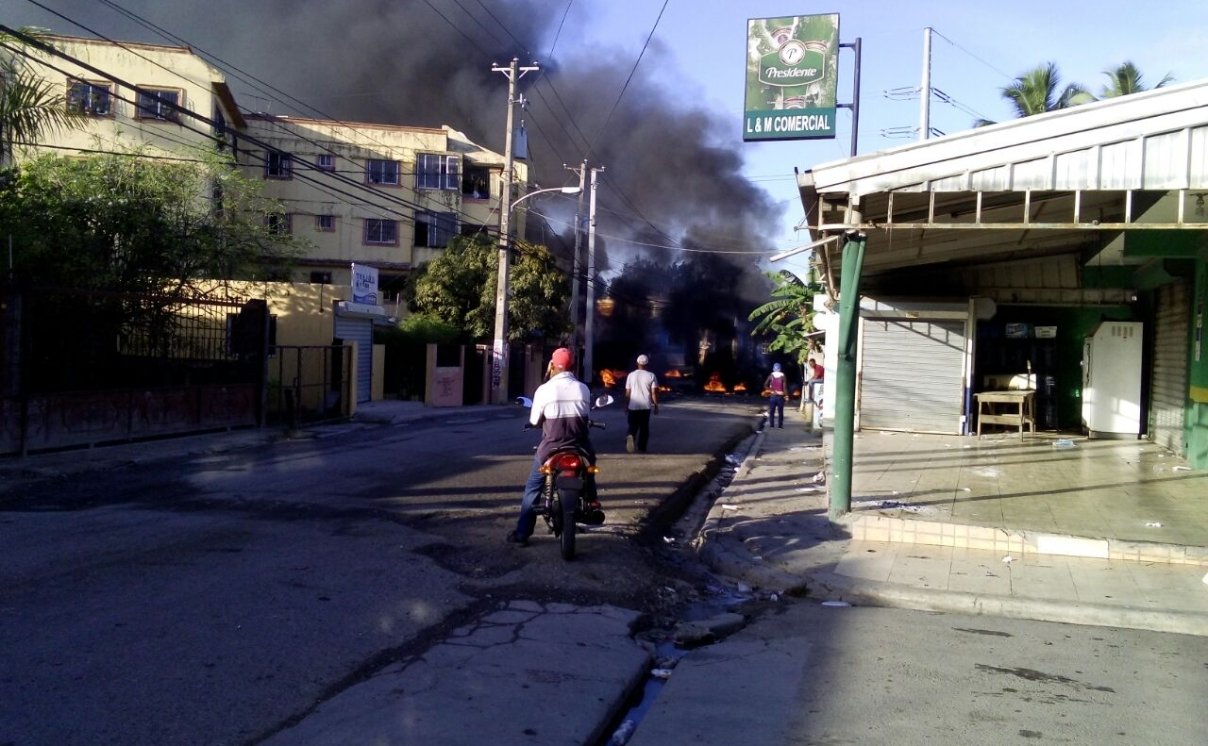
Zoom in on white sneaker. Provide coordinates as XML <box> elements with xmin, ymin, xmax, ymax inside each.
<box><xmin>626</xmin><ymin>435</ymin><xmax>635</xmax><ymax>453</ymax></box>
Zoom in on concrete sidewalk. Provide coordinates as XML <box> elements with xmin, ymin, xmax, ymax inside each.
<box><xmin>696</xmin><ymin>410</ymin><xmax>1208</xmax><ymax>637</ymax></box>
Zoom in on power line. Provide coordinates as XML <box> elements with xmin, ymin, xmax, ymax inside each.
<box><xmin>584</xmin><ymin>0</ymin><xmax>668</xmax><ymax>161</ymax></box>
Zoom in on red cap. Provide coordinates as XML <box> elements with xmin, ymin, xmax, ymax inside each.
<box><xmin>550</xmin><ymin>348</ymin><xmax>574</xmax><ymax>369</ymax></box>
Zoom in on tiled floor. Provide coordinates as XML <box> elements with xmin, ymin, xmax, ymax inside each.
<box><xmin>843</xmin><ymin>430</ymin><xmax>1208</xmax><ymax>548</ymax></box>
<box><xmin>833</xmin><ymin>542</ymin><xmax>1208</xmax><ymax>613</ymax></box>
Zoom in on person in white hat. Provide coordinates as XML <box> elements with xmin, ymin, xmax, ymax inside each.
<box><xmin>624</xmin><ymin>354</ymin><xmax>659</xmax><ymax>453</ymax></box>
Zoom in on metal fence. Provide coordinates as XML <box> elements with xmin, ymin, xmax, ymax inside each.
<box><xmin>1</xmin><ymin>286</ymin><xmax>268</xmax><ymax>455</ymax></box>
<box><xmin>268</xmin><ymin>345</ymin><xmax>352</xmax><ymax>427</ymax></box>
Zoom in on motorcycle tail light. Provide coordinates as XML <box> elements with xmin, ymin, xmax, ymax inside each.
<box><xmin>546</xmin><ymin>453</ymin><xmax>582</xmax><ymax>472</ymax></box>
<box><xmin>587</xmin><ymin>465</ymin><xmax>600</xmax><ymax>474</ymax></box>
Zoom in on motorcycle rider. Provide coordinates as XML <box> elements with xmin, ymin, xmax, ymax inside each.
<box><xmin>507</xmin><ymin>347</ymin><xmax>596</xmax><ymax>547</ymax></box>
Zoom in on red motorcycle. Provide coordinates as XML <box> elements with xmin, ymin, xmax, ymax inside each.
<box><xmin>520</xmin><ymin>395</ymin><xmax>611</xmax><ymax>560</ymax></box>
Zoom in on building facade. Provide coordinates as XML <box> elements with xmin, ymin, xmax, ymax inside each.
<box><xmin>799</xmin><ymin>79</ymin><xmax>1208</xmax><ymax>467</ymax></box>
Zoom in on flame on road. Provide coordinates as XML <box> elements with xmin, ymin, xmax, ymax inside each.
<box><xmin>600</xmin><ymin>369</ymin><xmax>628</xmax><ymax>388</ymax></box>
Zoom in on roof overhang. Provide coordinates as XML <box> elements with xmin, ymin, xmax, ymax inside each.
<box><xmin>795</xmin><ymin>78</ymin><xmax>1208</xmax><ymax>278</ymax></box>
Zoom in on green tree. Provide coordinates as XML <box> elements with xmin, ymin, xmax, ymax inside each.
<box><xmin>975</xmin><ymin>62</ymin><xmax>1093</xmax><ymax>126</ymax></box>
<box><xmin>748</xmin><ymin>270</ymin><xmax>821</xmax><ymax>367</ymax></box>
<box><xmin>1099</xmin><ymin>61</ymin><xmax>1173</xmax><ymax>98</ymax></box>
<box><xmin>2</xmin><ymin>149</ymin><xmax>302</xmax><ymax>293</ymax></box>
<box><xmin>0</xmin><ymin>28</ymin><xmax>86</xmax><ymax>166</ymax></box>
<box><xmin>407</xmin><ymin>233</ymin><xmax>570</xmax><ymax>343</ymax></box>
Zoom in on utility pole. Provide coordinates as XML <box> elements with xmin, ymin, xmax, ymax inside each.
<box><xmin>565</xmin><ymin>159</ymin><xmax>588</xmax><ymax>368</ymax></box>
<box><xmin>490</xmin><ymin>57</ymin><xmax>538</xmax><ymax>404</ymax></box>
<box><xmin>582</xmin><ymin>165</ymin><xmax>603</xmax><ymax>388</ymax></box>
<box><xmin>919</xmin><ymin>27</ymin><xmax>932</xmax><ymax>141</ymax></box>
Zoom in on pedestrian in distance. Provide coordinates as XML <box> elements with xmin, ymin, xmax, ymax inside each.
<box><xmin>624</xmin><ymin>354</ymin><xmax>659</xmax><ymax>453</ymax></box>
<box><xmin>507</xmin><ymin>347</ymin><xmax>595</xmax><ymax>547</ymax></box>
<box><xmin>765</xmin><ymin>362</ymin><xmax>788</xmax><ymax>428</ymax></box>
<box><xmin>807</xmin><ymin>358</ymin><xmax>824</xmax><ymax>412</ymax></box>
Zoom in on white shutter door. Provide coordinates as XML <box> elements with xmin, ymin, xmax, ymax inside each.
<box><xmin>334</xmin><ymin>316</ymin><xmax>374</xmax><ymax>403</ymax></box>
<box><xmin>859</xmin><ymin>318</ymin><xmax>967</xmax><ymax>434</ymax></box>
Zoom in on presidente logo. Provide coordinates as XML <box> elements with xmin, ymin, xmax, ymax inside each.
<box><xmin>758</xmin><ymin>39</ymin><xmax>828</xmax><ymax>88</ymax></box>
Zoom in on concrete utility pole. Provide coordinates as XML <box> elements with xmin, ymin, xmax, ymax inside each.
<box><xmin>582</xmin><ymin>166</ymin><xmax>603</xmax><ymax>388</ymax></box>
<box><xmin>490</xmin><ymin>57</ymin><xmax>539</xmax><ymax>405</ymax></box>
<box><xmin>565</xmin><ymin>159</ymin><xmax>588</xmax><ymax>368</ymax></box>
<box><xmin>919</xmin><ymin>27</ymin><xmax>932</xmax><ymax>141</ymax></box>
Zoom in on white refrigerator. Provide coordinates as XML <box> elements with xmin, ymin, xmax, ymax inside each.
<box><xmin>1081</xmin><ymin>321</ymin><xmax>1143</xmax><ymax>438</ymax></box>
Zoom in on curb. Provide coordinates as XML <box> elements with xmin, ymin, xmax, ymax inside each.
<box><xmin>803</xmin><ymin>569</ymin><xmax>1208</xmax><ymax>637</ymax></box>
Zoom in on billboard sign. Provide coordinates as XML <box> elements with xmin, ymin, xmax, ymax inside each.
<box><xmin>351</xmin><ymin>263</ymin><xmax>379</xmax><ymax>306</ymax></box>
<box><xmin>744</xmin><ymin>14</ymin><xmax>840</xmax><ymax>141</ymax></box>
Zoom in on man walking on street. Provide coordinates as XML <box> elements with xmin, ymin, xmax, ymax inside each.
<box><xmin>765</xmin><ymin>362</ymin><xmax>787</xmax><ymax>428</ymax></box>
<box><xmin>625</xmin><ymin>354</ymin><xmax>659</xmax><ymax>453</ymax></box>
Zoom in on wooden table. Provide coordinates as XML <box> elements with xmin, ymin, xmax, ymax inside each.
<box><xmin>974</xmin><ymin>390</ymin><xmax>1036</xmax><ymax>437</ymax></box>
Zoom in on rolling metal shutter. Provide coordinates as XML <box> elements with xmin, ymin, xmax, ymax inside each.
<box><xmin>334</xmin><ymin>315</ymin><xmax>374</xmax><ymax>403</ymax></box>
<box><xmin>859</xmin><ymin>318</ymin><xmax>968</xmax><ymax>434</ymax></box>
<box><xmin>1149</xmin><ymin>282</ymin><xmax>1188</xmax><ymax>456</ymax></box>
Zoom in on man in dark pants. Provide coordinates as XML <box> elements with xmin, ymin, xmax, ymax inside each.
<box><xmin>765</xmin><ymin>362</ymin><xmax>787</xmax><ymax>428</ymax></box>
<box><xmin>507</xmin><ymin>347</ymin><xmax>594</xmax><ymax>546</ymax></box>
<box><xmin>624</xmin><ymin>354</ymin><xmax>659</xmax><ymax>453</ymax></box>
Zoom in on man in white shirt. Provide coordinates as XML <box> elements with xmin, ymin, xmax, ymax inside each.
<box><xmin>624</xmin><ymin>354</ymin><xmax>659</xmax><ymax>453</ymax></box>
<box><xmin>507</xmin><ymin>347</ymin><xmax>594</xmax><ymax>546</ymax></box>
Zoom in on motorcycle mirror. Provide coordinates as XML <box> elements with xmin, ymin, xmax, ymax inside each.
<box><xmin>593</xmin><ymin>394</ymin><xmax>614</xmax><ymax>409</ymax></box>
<box><xmin>515</xmin><ymin>396</ymin><xmax>533</xmax><ymax>408</ymax></box>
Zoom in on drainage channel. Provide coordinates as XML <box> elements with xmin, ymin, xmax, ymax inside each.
<box><xmin>595</xmin><ymin>430</ymin><xmax>773</xmax><ymax>746</ymax></box>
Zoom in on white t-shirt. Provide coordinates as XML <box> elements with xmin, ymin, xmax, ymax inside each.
<box><xmin>626</xmin><ymin>368</ymin><xmax>658</xmax><ymax>410</ymax></box>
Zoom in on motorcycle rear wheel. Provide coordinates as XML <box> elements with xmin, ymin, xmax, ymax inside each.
<box><xmin>558</xmin><ymin>489</ymin><xmax>577</xmax><ymax>560</ymax></box>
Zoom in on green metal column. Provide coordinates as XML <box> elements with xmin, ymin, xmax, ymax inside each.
<box><xmin>830</xmin><ymin>232</ymin><xmax>866</xmax><ymax>519</ymax></box>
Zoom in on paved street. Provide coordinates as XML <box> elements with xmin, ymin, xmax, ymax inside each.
<box><xmin>0</xmin><ymin>399</ymin><xmax>758</xmax><ymax>745</ymax></box>
<box><xmin>4</xmin><ymin>398</ymin><xmax>1208</xmax><ymax>745</ymax></box>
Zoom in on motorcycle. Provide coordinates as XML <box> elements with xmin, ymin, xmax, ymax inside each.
<box><xmin>518</xmin><ymin>394</ymin><xmax>612</xmax><ymax>560</ymax></box>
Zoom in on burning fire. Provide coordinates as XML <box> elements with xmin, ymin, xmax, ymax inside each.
<box><xmin>733</xmin><ymin>382</ymin><xmax>748</xmax><ymax>394</ymax></box>
<box><xmin>703</xmin><ymin>373</ymin><xmax>727</xmax><ymax>394</ymax></box>
<box><xmin>663</xmin><ymin>369</ymin><xmax>684</xmax><ymax>379</ymax></box>
<box><xmin>599</xmin><ymin>369</ymin><xmax>628</xmax><ymax>388</ymax></box>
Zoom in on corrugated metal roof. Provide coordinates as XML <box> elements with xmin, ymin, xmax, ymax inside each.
<box><xmin>795</xmin><ymin>78</ymin><xmax>1208</xmax><ymax>275</ymax></box>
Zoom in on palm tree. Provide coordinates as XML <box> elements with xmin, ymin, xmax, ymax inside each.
<box><xmin>974</xmin><ymin>62</ymin><xmax>1093</xmax><ymax>127</ymax></box>
<box><xmin>1099</xmin><ymin>61</ymin><xmax>1173</xmax><ymax>98</ymax></box>
<box><xmin>0</xmin><ymin>29</ymin><xmax>84</xmax><ymax>166</ymax></box>
<box><xmin>748</xmin><ymin>270</ymin><xmax>820</xmax><ymax>368</ymax></box>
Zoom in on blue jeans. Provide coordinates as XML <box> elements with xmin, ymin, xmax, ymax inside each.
<box><xmin>514</xmin><ymin>456</ymin><xmax>545</xmax><ymax>540</ymax></box>
<box><xmin>768</xmin><ymin>395</ymin><xmax>785</xmax><ymax>427</ymax></box>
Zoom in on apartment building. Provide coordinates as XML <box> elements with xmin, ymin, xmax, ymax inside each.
<box><xmin>16</xmin><ymin>33</ymin><xmax>242</xmax><ymax>160</ymax></box>
<box><xmin>242</xmin><ymin>115</ymin><xmax>525</xmax><ymax>302</ymax></box>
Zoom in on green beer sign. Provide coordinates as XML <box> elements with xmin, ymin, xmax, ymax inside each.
<box><xmin>744</xmin><ymin>14</ymin><xmax>840</xmax><ymax>141</ymax></box>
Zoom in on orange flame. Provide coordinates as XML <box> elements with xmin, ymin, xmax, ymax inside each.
<box><xmin>703</xmin><ymin>373</ymin><xmax>727</xmax><ymax>394</ymax></box>
<box><xmin>663</xmin><ymin>369</ymin><xmax>684</xmax><ymax>379</ymax></box>
<box><xmin>733</xmin><ymin>382</ymin><xmax>748</xmax><ymax>393</ymax></box>
<box><xmin>599</xmin><ymin>369</ymin><xmax>628</xmax><ymax>388</ymax></box>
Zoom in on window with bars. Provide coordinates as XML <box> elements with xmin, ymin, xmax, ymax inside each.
<box><xmin>265</xmin><ymin>151</ymin><xmax>293</xmax><ymax>179</ymax></box>
<box><xmin>366</xmin><ymin>159</ymin><xmax>400</xmax><ymax>185</ymax></box>
<box><xmin>316</xmin><ymin>153</ymin><xmax>335</xmax><ymax>171</ymax></box>
<box><xmin>363</xmin><ymin>218</ymin><xmax>399</xmax><ymax>245</ymax></box>
<box><xmin>417</xmin><ymin>153</ymin><xmax>460</xmax><ymax>190</ymax></box>
<box><xmin>66</xmin><ymin>79</ymin><xmax>112</xmax><ymax>116</ymax></box>
<box><xmin>266</xmin><ymin>213</ymin><xmax>292</xmax><ymax>236</ymax></box>
<box><xmin>135</xmin><ymin>87</ymin><xmax>182</xmax><ymax>122</ymax></box>
<box><xmin>415</xmin><ymin>211</ymin><xmax>457</xmax><ymax>248</ymax></box>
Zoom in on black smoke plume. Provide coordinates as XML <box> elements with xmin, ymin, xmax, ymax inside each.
<box><xmin>15</xmin><ymin>0</ymin><xmax>783</xmax><ymax>371</ymax></box>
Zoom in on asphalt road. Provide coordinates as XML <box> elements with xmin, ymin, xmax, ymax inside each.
<box><xmin>0</xmin><ymin>397</ymin><xmax>761</xmax><ymax>745</ymax></box>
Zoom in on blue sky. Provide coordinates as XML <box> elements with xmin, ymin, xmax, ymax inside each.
<box><xmin>559</xmin><ymin>0</ymin><xmax>1208</xmax><ymax>267</ymax></box>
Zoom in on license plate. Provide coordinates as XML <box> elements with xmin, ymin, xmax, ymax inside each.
<box><xmin>557</xmin><ymin>478</ymin><xmax>583</xmax><ymax>492</ymax></box>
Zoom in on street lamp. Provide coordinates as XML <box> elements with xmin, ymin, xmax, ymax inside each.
<box><xmin>491</xmin><ymin>185</ymin><xmax>582</xmax><ymax>404</ymax></box>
